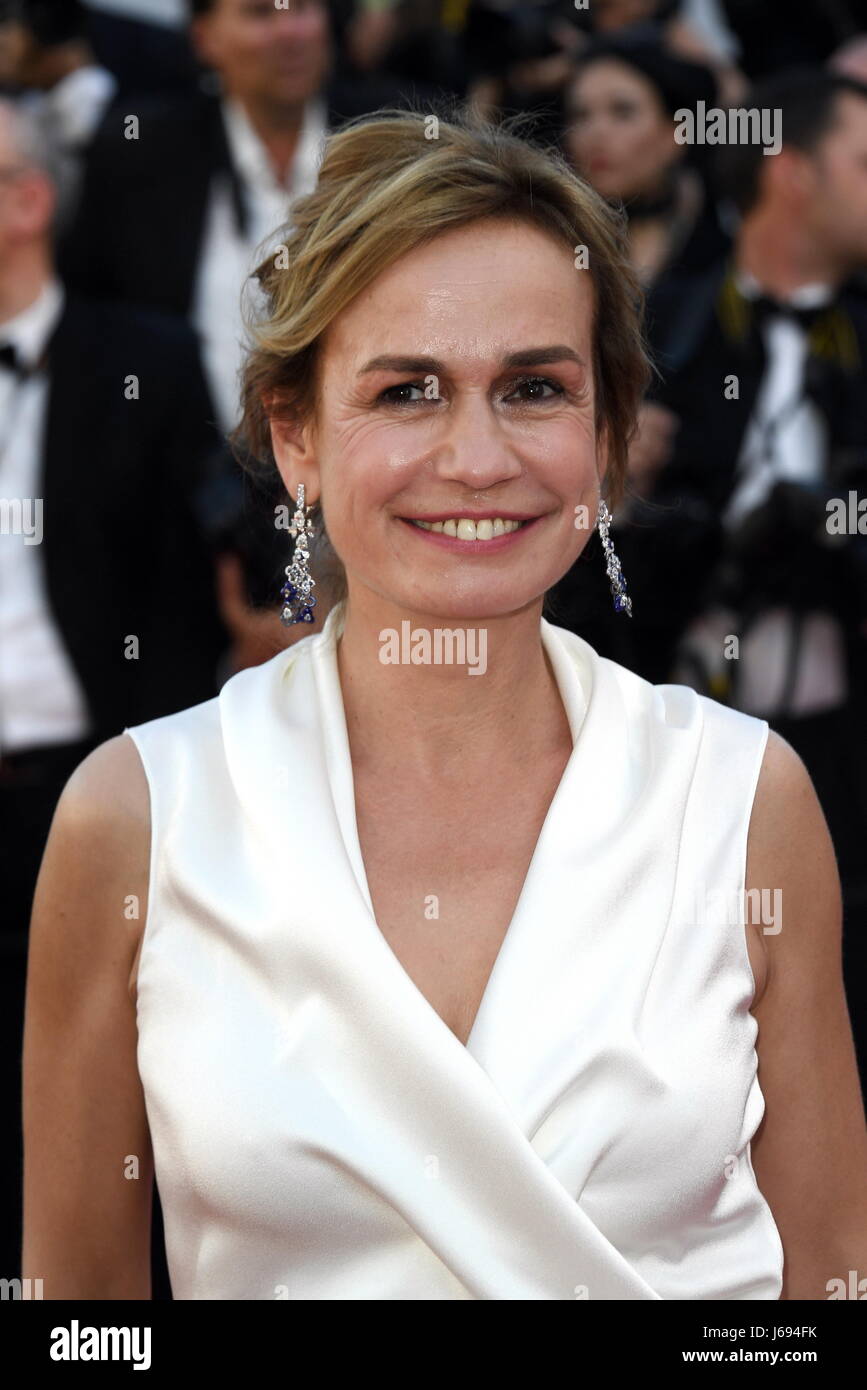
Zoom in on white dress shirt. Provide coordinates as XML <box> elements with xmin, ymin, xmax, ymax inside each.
<box><xmin>0</xmin><ymin>277</ymin><xmax>93</xmax><ymax>752</ymax></box>
<box><xmin>86</xmin><ymin>0</ymin><xmax>184</xmax><ymax>24</ymax></box>
<box><xmin>192</xmin><ymin>95</ymin><xmax>328</xmax><ymax>435</ymax></box>
<box><xmin>725</xmin><ymin>269</ymin><xmax>832</xmax><ymax>528</ymax></box>
<box><xmin>32</xmin><ymin>64</ymin><xmax>118</xmax><ymax>152</ymax></box>
<box><xmin>17</xmin><ymin>66</ymin><xmax>118</xmax><ymax>229</ymax></box>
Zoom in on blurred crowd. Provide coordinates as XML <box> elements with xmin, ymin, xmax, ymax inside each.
<box><xmin>3</xmin><ymin>0</ymin><xmax>867</xmax><ymax>1281</ymax></box>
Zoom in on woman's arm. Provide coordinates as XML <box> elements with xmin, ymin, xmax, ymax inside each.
<box><xmin>747</xmin><ymin>730</ymin><xmax>867</xmax><ymax>1300</ymax></box>
<box><xmin>21</xmin><ymin>734</ymin><xmax>153</xmax><ymax>1298</ymax></box>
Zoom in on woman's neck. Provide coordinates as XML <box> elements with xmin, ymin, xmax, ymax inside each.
<box><xmin>735</xmin><ymin>207</ymin><xmax>844</xmax><ymax>298</ymax></box>
<box><xmin>230</xmin><ymin>92</ymin><xmax>304</xmax><ymax>184</ymax></box>
<box><xmin>625</xmin><ymin>166</ymin><xmax>680</xmax><ymax>224</ymax></box>
<box><xmin>626</xmin><ymin>167</ymin><xmax>699</xmax><ymax>285</ymax></box>
<box><xmin>334</xmin><ymin>595</ymin><xmax>572</xmax><ymax>783</ymax></box>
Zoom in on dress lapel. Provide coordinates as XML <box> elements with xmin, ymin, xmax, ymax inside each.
<box><xmin>307</xmin><ymin>602</ymin><xmax>592</xmax><ymax>1049</ymax></box>
<box><xmin>218</xmin><ymin>607</ymin><xmax>662</xmax><ymax>1298</ymax></box>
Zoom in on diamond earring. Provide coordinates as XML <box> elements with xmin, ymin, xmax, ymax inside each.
<box><xmin>279</xmin><ymin>482</ymin><xmax>317</xmax><ymax>625</ymax></box>
<box><xmin>597</xmin><ymin>499</ymin><xmax>632</xmax><ymax>616</ymax></box>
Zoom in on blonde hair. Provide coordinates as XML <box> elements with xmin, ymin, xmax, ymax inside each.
<box><xmin>233</xmin><ymin>104</ymin><xmax>653</xmax><ymax>594</ymax></box>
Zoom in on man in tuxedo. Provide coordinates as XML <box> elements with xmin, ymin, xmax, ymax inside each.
<box><xmin>627</xmin><ymin>67</ymin><xmax>867</xmax><ymax>1087</ymax></box>
<box><xmin>0</xmin><ymin>1</ymin><xmax>117</xmax><ymax>152</ymax></box>
<box><xmin>0</xmin><ymin>0</ymin><xmax>118</xmax><ymax>229</ymax></box>
<box><xmin>633</xmin><ymin>69</ymin><xmax>867</xmax><ymax>681</ymax></box>
<box><xmin>0</xmin><ymin>98</ymin><xmax>227</xmax><ymax>1277</ymax></box>
<box><xmin>614</xmin><ymin>71</ymin><xmax>867</xmax><ymax>683</ymax></box>
<box><xmin>61</xmin><ymin>0</ymin><xmax>422</xmax><ymax>434</ymax></box>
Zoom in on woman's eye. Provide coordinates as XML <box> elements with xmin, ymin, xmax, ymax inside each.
<box><xmin>377</xmin><ymin>377</ymin><xmax>565</xmax><ymax>407</ymax></box>
<box><xmin>506</xmin><ymin>377</ymin><xmax>564</xmax><ymax>402</ymax></box>
<box><xmin>377</xmin><ymin>382</ymin><xmax>427</xmax><ymax>405</ymax></box>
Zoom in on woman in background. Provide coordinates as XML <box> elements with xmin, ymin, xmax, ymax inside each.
<box><xmin>563</xmin><ymin>38</ymin><xmax>730</xmax><ymax>288</ymax></box>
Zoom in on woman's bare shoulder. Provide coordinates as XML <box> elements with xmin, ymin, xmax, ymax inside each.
<box><xmin>748</xmin><ymin>728</ymin><xmax>836</xmax><ymax>880</ymax></box>
<box><xmin>746</xmin><ymin>726</ymin><xmax>841</xmax><ymax>976</ymax></box>
<box><xmin>58</xmin><ymin>732</ymin><xmax>150</xmax><ymax>830</ymax></box>
<box><xmin>743</xmin><ymin>729</ymin><xmax>840</xmax><ymax>1006</ymax></box>
<box><xmin>32</xmin><ymin>734</ymin><xmax>151</xmax><ymax>999</ymax></box>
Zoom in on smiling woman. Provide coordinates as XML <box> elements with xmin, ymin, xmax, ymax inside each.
<box><xmin>21</xmin><ymin>106</ymin><xmax>867</xmax><ymax>1303</ymax></box>
<box><xmin>236</xmin><ymin>105</ymin><xmax>651</xmax><ymax>592</ymax></box>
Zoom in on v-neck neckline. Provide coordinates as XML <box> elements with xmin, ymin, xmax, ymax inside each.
<box><xmin>310</xmin><ymin>602</ymin><xmax>592</xmax><ymax>1057</ymax></box>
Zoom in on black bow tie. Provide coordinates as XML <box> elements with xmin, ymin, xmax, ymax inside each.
<box><xmin>0</xmin><ymin>342</ymin><xmax>23</xmax><ymax>376</ymax></box>
<box><xmin>748</xmin><ymin>294</ymin><xmax>830</xmax><ymax>332</ymax></box>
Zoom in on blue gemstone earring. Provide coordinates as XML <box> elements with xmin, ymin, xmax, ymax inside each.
<box><xmin>279</xmin><ymin>483</ymin><xmax>317</xmax><ymax>625</ymax></box>
<box><xmin>597</xmin><ymin>499</ymin><xmax>632</xmax><ymax>616</ymax></box>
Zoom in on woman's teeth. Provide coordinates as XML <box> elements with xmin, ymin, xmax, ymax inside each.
<box><xmin>410</xmin><ymin>518</ymin><xmax>527</xmax><ymax>540</ymax></box>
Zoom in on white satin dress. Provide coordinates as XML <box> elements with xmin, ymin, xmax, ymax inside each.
<box><xmin>124</xmin><ymin>600</ymin><xmax>785</xmax><ymax>1300</ymax></box>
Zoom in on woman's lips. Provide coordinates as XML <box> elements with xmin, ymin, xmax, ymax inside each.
<box><xmin>398</xmin><ymin>515</ymin><xmax>543</xmax><ymax>554</ymax></box>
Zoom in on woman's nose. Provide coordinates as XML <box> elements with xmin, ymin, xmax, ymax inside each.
<box><xmin>432</xmin><ymin>393</ymin><xmax>524</xmax><ymax>489</ymax></box>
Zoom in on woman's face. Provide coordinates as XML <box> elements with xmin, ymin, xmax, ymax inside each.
<box><xmin>271</xmin><ymin>217</ymin><xmax>606</xmax><ymax>624</ymax></box>
<box><xmin>564</xmin><ymin>59</ymin><xmax>680</xmax><ymax>202</ymax></box>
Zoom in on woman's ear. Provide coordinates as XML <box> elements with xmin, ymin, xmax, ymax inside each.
<box><xmin>265</xmin><ymin>392</ymin><xmax>321</xmax><ymax>505</ymax></box>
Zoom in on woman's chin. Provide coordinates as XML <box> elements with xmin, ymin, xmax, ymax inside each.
<box><xmin>365</xmin><ymin>583</ymin><xmax>549</xmax><ymax>625</ymax></box>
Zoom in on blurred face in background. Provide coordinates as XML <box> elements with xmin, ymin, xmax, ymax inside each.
<box><xmin>191</xmin><ymin>0</ymin><xmax>331</xmax><ymax>112</ymax></box>
<box><xmin>804</xmin><ymin>92</ymin><xmax>867</xmax><ymax>267</ymax></box>
<box><xmin>591</xmin><ymin>0</ymin><xmax>660</xmax><ymax>33</ymax></box>
<box><xmin>0</xmin><ymin>111</ymin><xmax>53</xmax><ymax>269</ymax></box>
<box><xmin>0</xmin><ymin>18</ymin><xmax>28</xmax><ymax>88</ymax></box>
<box><xmin>0</xmin><ymin>115</ymin><xmax>21</xmax><ymax>261</ymax></box>
<box><xmin>563</xmin><ymin>59</ymin><xmax>681</xmax><ymax>203</ymax></box>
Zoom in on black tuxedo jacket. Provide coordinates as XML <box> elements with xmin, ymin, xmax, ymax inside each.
<box><xmin>644</xmin><ymin>257</ymin><xmax>867</xmax><ymax>512</ymax></box>
<box><xmin>40</xmin><ymin>294</ymin><xmax>228</xmax><ymax>744</ymax></box>
<box><xmin>59</xmin><ymin>79</ymin><xmax>424</xmax><ymax>317</ymax></box>
<box><xmin>597</xmin><ymin>257</ymin><xmax>867</xmax><ymax>677</ymax></box>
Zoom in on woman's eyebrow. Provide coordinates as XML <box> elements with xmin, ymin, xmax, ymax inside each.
<box><xmin>504</xmin><ymin>346</ymin><xmax>586</xmax><ymax>370</ymax></box>
<box><xmin>358</xmin><ymin>354</ymin><xmax>443</xmax><ymax>376</ymax></box>
<box><xmin>357</xmin><ymin>346</ymin><xmax>586</xmax><ymax>375</ymax></box>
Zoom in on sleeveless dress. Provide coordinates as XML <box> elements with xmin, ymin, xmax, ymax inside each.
<box><xmin>124</xmin><ymin>600</ymin><xmax>784</xmax><ymax>1300</ymax></box>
